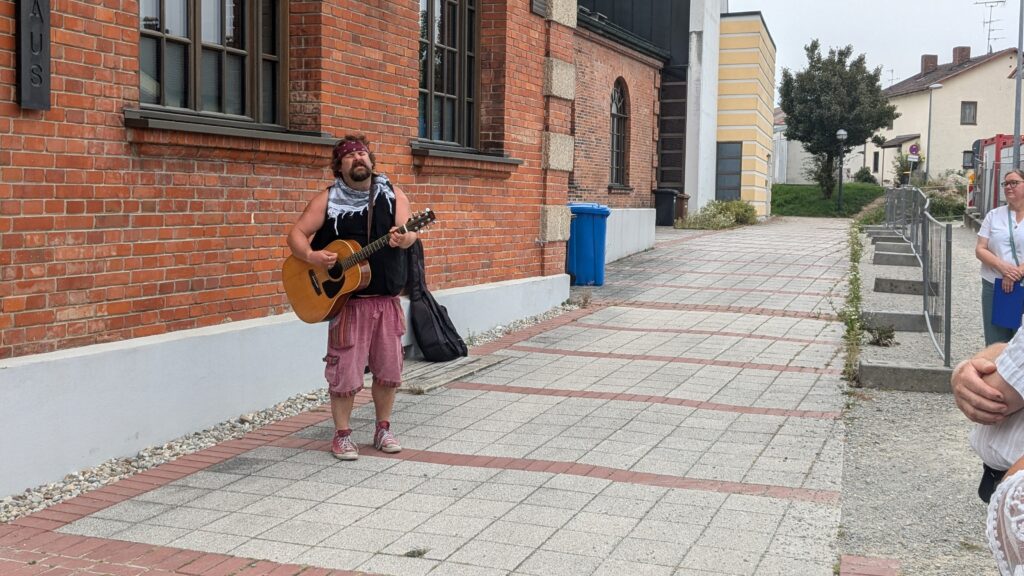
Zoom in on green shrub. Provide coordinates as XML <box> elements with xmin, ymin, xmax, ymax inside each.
<box><xmin>853</xmin><ymin>166</ymin><xmax>878</xmax><ymax>185</ymax></box>
<box><xmin>926</xmin><ymin>191</ymin><xmax>965</xmax><ymax>220</ymax></box>
<box><xmin>676</xmin><ymin>201</ymin><xmax>736</xmax><ymax>230</ymax></box>
<box><xmin>719</xmin><ymin>200</ymin><xmax>758</xmax><ymax>225</ymax></box>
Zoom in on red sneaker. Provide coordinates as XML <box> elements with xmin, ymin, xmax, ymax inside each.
<box><xmin>373</xmin><ymin>421</ymin><xmax>401</xmax><ymax>454</ymax></box>
<box><xmin>332</xmin><ymin>430</ymin><xmax>358</xmax><ymax>461</ymax></box>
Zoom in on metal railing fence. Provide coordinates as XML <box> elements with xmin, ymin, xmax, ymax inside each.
<box><xmin>883</xmin><ymin>186</ymin><xmax>953</xmax><ymax>366</ymax></box>
<box><xmin>921</xmin><ymin>212</ymin><xmax>953</xmax><ymax>366</ymax></box>
<box><xmin>884</xmin><ymin>187</ymin><xmax>928</xmax><ymax>256</ymax></box>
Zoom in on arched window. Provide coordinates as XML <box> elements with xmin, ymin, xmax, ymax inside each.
<box><xmin>610</xmin><ymin>80</ymin><xmax>629</xmax><ymax>186</ymax></box>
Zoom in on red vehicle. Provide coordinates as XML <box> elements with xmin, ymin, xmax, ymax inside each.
<box><xmin>974</xmin><ymin>134</ymin><xmax>1024</xmax><ymax>215</ymax></box>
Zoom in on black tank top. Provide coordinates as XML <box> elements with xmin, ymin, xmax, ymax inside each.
<box><xmin>310</xmin><ymin>185</ymin><xmax>407</xmax><ymax>296</ymax></box>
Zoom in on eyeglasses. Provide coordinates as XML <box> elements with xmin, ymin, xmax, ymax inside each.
<box><xmin>1003</xmin><ymin>180</ymin><xmax>1024</xmax><ymax>189</ymax></box>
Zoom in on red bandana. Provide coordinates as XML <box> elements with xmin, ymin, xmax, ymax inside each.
<box><xmin>335</xmin><ymin>140</ymin><xmax>369</xmax><ymax>160</ymax></box>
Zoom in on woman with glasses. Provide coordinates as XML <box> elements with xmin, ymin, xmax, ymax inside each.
<box><xmin>977</xmin><ymin>169</ymin><xmax>1024</xmax><ymax>344</ymax></box>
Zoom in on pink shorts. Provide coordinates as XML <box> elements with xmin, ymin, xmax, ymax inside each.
<box><xmin>323</xmin><ymin>295</ymin><xmax>405</xmax><ymax>398</ymax></box>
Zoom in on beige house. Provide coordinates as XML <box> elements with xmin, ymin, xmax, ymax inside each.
<box><xmin>771</xmin><ymin>107</ymin><xmax>815</xmax><ymax>185</ymax></box>
<box><xmin>864</xmin><ymin>47</ymin><xmax>1018</xmax><ymax>185</ymax></box>
<box><xmin>717</xmin><ymin>11</ymin><xmax>776</xmax><ymax>216</ymax></box>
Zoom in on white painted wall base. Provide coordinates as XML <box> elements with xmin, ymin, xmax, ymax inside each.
<box><xmin>605</xmin><ymin>208</ymin><xmax>656</xmax><ymax>264</ymax></box>
<box><xmin>0</xmin><ymin>273</ymin><xmax>569</xmax><ymax>497</ymax></box>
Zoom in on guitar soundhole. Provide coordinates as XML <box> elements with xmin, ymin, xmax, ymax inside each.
<box><xmin>307</xmin><ymin>271</ymin><xmax>323</xmax><ymax>296</ymax></box>
<box><xmin>327</xmin><ymin>262</ymin><xmax>344</xmax><ymax>279</ymax></box>
<box><xmin>323</xmin><ymin>280</ymin><xmax>342</xmax><ymax>298</ymax></box>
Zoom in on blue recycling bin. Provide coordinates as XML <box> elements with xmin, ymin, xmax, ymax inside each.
<box><xmin>566</xmin><ymin>202</ymin><xmax>611</xmax><ymax>286</ymax></box>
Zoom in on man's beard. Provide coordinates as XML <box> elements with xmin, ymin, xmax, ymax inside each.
<box><xmin>348</xmin><ymin>164</ymin><xmax>371</xmax><ymax>182</ymax></box>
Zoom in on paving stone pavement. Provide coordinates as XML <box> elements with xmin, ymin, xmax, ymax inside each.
<box><xmin>2</xmin><ymin>217</ymin><xmax>862</xmax><ymax>576</ymax></box>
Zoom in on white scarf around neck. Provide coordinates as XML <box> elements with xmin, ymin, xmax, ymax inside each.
<box><xmin>326</xmin><ymin>173</ymin><xmax>395</xmax><ymax>234</ymax></box>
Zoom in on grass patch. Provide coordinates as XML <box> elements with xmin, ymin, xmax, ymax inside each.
<box><xmin>855</xmin><ymin>203</ymin><xmax>885</xmax><ymax>226</ymax></box>
<box><xmin>772</xmin><ymin>183</ymin><xmax>884</xmax><ymax>217</ymax></box>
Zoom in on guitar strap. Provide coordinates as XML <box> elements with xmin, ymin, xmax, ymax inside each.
<box><xmin>367</xmin><ymin>180</ymin><xmax>376</xmax><ymax>245</ymax></box>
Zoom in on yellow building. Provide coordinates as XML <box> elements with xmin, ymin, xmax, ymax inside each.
<box><xmin>717</xmin><ymin>12</ymin><xmax>777</xmax><ymax>217</ymax></box>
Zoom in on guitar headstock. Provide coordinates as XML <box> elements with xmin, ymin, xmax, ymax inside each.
<box><xmin>405</xmin><ymin>209</ymin><xmax>437</xmax><ymax>233</ymax></box>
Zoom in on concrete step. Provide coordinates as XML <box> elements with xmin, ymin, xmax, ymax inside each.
<box><xmin>870</xmin><ymin>235</ymin><xmax>906</xmax><ymax>245</ymax></box>
<box><xmin>872</xmin><ymin>251</ymin><xmax>920</xmax><ymax>267</ymax></box>
<box><xmin>391</xmin><ymin>355</ymin><xmax>509</xmax><ymax>394</ymax></box>
<box><xmin>874</xmin><ymin>242</ymin><xmax>913</xmax><ymax>254</ymax></box>
<box><xmin>857</xmin><ymin>359</ymin><xmax>952</xmax><ymax>393</ymax></box>
<box><xmin>862</xmin><ymin>310</ymin><xmax>938</xmax><ymax>332</ymax></box>
<box><xmin>873</xmin><ymin>277</ymin><xmax>936</xmax><ymax>296</ymax></box>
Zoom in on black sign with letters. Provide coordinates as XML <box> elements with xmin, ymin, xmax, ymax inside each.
<box><xmin>17</xmin><ymin>0</ymin><xmax>50</xmax><ymax>110</ymax></box>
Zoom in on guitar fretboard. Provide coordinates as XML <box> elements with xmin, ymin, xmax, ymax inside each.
<box><xmin>339</xmin><ymin>224</ymin><xmax>411</xmax><ymax>270</ymax></box>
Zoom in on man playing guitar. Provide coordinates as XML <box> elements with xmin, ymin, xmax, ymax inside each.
<box><xmin>287</xmin><ymin>135</ymin><xmax>417</xmax><ymax>460</ymax></box>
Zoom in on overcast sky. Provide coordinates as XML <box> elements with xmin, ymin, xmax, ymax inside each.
<box><xmin>728</xmin><ymin>0</ymin><xmax>1019</xmax><ymax>93</ymax></box>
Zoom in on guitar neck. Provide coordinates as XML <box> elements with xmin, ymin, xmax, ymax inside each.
<box><xmin>341</xmin><ymin>224</ymin><xmax>410</xmax><ymax>268</ymax></box>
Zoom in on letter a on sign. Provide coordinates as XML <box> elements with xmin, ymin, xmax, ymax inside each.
<box><xmin>17</xmin><ymin>0</ymin><xmax>51</xmax><ymax>110</ymax></box>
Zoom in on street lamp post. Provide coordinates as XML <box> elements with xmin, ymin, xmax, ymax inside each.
<box><xmin>925</xmin><ymin>82</ymin><xmax>943</xmax><ymax>182</ymax></box>
<box><xmin>837</xmin><ymin>128</ymin><xmax>848</xmax><ymax>213</ymax></box>
<box><xmin>1015</xmin><ymin>0</ymin><xmax>1023</xmax><ymax>168</ymax></box>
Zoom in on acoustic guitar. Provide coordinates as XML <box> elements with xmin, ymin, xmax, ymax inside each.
<box><xmin>282</xmin><ymin>209</ymin><xmax>436</xmax><ymax>323</ymax></box>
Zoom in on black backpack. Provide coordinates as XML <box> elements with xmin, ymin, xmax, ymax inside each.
<box><xmin>406</xmin><ymin>240</ymin><xmax>468</xmax><ymax>362</ymax></box>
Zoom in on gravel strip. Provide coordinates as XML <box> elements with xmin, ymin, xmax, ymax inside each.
<box><xmin>0</xmin><ymin>303</ymin><xmax>582</xmax><ymax>523</ymax></box>
<box><xmin>841</xmin><ymin>388</ymin><xmax>997</xmax><ymax>576</ymax></box>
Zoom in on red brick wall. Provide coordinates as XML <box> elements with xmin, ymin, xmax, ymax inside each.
<box><xmin>571</xmin><ymin>29</ymin><xmax>661</xmax><ymax>208</ymax></box>
<box><xmin>0</xmin><ymin>0</ymin><xmax>568</xmax><ymax>359</ymax></box>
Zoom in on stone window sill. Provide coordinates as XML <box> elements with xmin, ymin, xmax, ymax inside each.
<box><xmin>410</xmin><ymin>141</ymin><xmax>523</xmax><ymax>179</ymax></box>
<box><xmin>124</xmin><ymin>108</ymin><xmax>337</xmax><ymax>146</ymax></box>
<box><xmin>608</xmin><ymin>184</ymin><xmax>634</xmax><ymax>194</ymax></box>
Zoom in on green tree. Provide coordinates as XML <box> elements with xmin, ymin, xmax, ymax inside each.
<box><xmin>779</xmin><ymin>40</ymin><xmax>898</xmax><ymax>198</ymax></box>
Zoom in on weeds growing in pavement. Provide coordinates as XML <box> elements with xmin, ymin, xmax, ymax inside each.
<box><xmin>866</xmin><ymin>324</ymin><xmax>896</xmax><ymax>347</ymax></box>
<box><xmin>839</xmin><ymin>222</ymin><xmax>865</xmax><ymax>383</ymax></box>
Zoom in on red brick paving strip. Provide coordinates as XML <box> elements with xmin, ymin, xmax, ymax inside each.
<box><xmin>839</xmin><ymin>555</ymin><xmax>900</xmax><ymax>576</ymax></box>
<box><xmin>571</xmin><ymin>321</ymin><xmax>842</xmax><ymax>345</ymax></box>
<box><xmin>608</xmin><ymin>268</ymin><xmax>845</xmax><ymax>282</ymax></box>
<box><xmin>652</xmin><ymin>229</ymin><xmax>732</xmax><ymax>247</ymax></box>
<box><xmin>507</xmin><ymin>345</ymin><xmax>843</xmax><ymax>375</ymax></box>
<box><xmin>632</xmin><ymin>256</ymin><xmax>845</xmax><ymax>269</ymax></box>
<box><xmin>469</xmin><ymin>300</ymin><xmax>837</xmax><ymax>356</ymax></box>
<box><xmin>601</xmin><ymin>300</ymin><xmax>839</xmax><ymax>322</ymax></box>
<box><xmin>626</xmin><ymin>282</ymin><xmax>836</xmax><ymax>297</ymax></box>
<box><xmin>469</xmin><ymin>304</ymin><xmax>610</xmax><ymax>356</ymax></box>
<box><xmin>0</xmin><ymin>528</ymin><xmax>373</xmax><ymax>575</ymax></box>
<box><xmin>293</xmin><ymin>444</ymin><xmax>841</xmax><ymax>505</ymax></box>
<box><xmin>445</xmin><ymin>381</ymin><xmax>842</xmax><ymax>419</ymax></box>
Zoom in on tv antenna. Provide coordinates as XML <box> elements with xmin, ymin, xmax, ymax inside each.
<box><xmin>977</xmin><ymin>0</ymin><xmax>1007</xmax><ymax>53</ymax></box>
<box><xmin>886</xmin><ymin>68</ymin><xmax>899</xmax><ymax>87</ymax></box>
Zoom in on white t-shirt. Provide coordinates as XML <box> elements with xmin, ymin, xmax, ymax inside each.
<box><xmin>971</xmin><ymin>328</ymin><xmax>1024</xmax><ymax>469</ymax></box>
<box><xmin>979</xmin><ymin>205</ymin><xmax>1024</xmax><ymax>284</ymax></box>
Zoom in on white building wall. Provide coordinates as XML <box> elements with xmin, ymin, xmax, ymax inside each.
<box><xmin>685</xmin><ymin>0</ymin><xmax>723</xmax><ymax>212</ymax></box>
<box><xmin>606</xmin><ymin>209</ymin><xmax>656</xmax><ymax>264</ymax></box>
